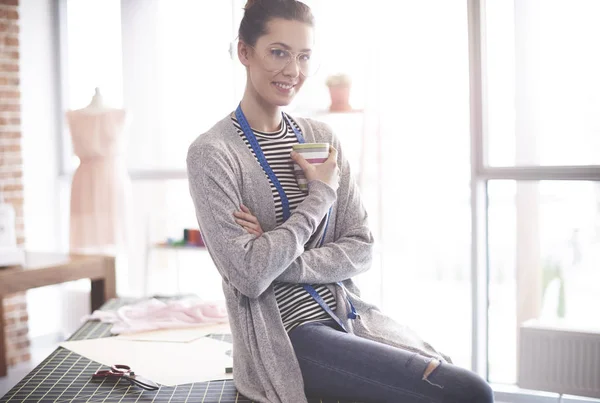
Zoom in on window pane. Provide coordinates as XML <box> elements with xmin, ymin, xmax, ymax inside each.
<box><xmin>64</xmin><ymin>0</ymin><xmax>123</xmax><ymax>171</ymax></box>
<box><xmin>66</xmin><ymin>0</ymin><xmax>236</xmax><ymax>172</ymax></box>
<box><xmin>488</xmin><ymin>180</ymin><xmax>600</xmax><ymax>383</ymax></box>
<box><xmin>375</xmin><ymin>1</ymin><xmax>472</xmax><ymax>368</ymax></box>
<box><xmin>66</xmin><ymin>0</ymin><xmax>123</xmax><ymax>109</ymax></box>
<box><xmin>122</xmin><ymin>0</ymin><xmax>236</xmax><ymax>171</ymax></box>
<box><xmin>486</xmin><ymin>1</ymin><xmax>600</xmax><ymax>166</ymax></box>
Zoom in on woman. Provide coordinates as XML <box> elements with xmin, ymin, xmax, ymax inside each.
<box><xmin>187</xmin><ymin>1</ymin><xmax>494</xmax><ymax>402</ymax></box>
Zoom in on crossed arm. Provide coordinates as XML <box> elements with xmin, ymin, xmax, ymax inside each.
<box><xmin>187</xmin><ymin>121</ymin><xmax>373</xmax><ymax>298</ymax></box>
<box><xmin>233</xmin><ymin>125</ymin><xmax>374</xmax><ymax>285</ymax></box>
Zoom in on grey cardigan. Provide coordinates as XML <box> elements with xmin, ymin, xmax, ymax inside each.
<box><xmin>186</xmin><ymin>114</ymin><xmax>450</xmax><ymax>403</ymax></box>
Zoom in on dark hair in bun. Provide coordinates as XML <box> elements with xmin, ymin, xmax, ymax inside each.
<box><xmin>239</xmin><ymin>0</ymin><xmax>314</xmax><ymax>46</ymax></box>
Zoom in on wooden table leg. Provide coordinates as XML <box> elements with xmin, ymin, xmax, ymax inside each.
<box><xmin>103</xmin><ymin>256</ymin><xmax>116</xmax><ymax>302</ymax></box>
<box><xmin>0</xmin><ymin>298</ymin><xmax>7</xmax><ymax>377</ymax></box>
<box><xmin>90</xmin><ymin>279</ymin><xmax>106</xmax><ymax>312</ymax></box>
<box><xmin>90</xmin><ymin>256</ymin><xmax>117</xmax><ymax>312</ymax></box>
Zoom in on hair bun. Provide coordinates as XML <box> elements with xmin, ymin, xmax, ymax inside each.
<box><xmin>239</xmin><ymin>0</ymin><xmax>314</xmax><ymax>46</ymax></box>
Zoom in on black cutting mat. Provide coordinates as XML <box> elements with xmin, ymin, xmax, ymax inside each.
<box><xmin>0</xmin><ymin>299</ymin><xmax>353</xmax><ymax>403</ymax></box>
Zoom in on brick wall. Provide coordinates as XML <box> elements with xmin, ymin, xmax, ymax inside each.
<box><xmin>1</xmin><ymin>0</ymin><xmax>30</xmax><ymax>368</ymax></box>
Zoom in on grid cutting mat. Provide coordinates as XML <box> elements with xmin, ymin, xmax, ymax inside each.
<box><xmin>1</xmin><ymin>299</ymin><xmax>351</xmax><ymax>403</ymax></box>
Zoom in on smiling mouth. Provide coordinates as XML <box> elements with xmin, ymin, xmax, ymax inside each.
<box><xmin>273</xmin><ymin>82</ymin><xmax>296</xmax><ymax>90</ymax></box>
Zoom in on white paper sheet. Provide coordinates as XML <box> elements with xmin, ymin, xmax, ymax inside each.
<box><xmin>115</xmin><ymin>323</ymin><xmax>231</xmax><ymax>343</ymax></box>
<box><xmin>60</xmin><ymin>336</ymin><xmax>233</xmax><ymax>386</ymax></box>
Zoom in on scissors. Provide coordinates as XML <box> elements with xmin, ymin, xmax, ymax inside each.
<box><xmin>92</xmin><ymin>364</ymin><xmax>159</xmax><ymax>391</ymax></box>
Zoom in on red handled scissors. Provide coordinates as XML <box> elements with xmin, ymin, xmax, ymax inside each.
<box><xmin>92</xmin><ymin>364</ymin><xmax>159</xmax><ymax>391</ymax></box>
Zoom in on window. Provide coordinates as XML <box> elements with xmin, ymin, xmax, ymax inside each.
<box><xmin>483</xmin><ymin>0</ymin><xmax>600</xmax><ymax>387</ymax></box>
<box><xmin>121</xmin><ymin>0</ymin><xmax>236</xmax><ymax>171</ymax></box>
<box><xmin>486</xmin><ymin>0</ymin><xmax>600</xmax><ymax>167</ymax></box>
<box><xmin>374</xmin><ymin>1</ymin><xmax>472</xmax><ymax>368</ymax></box>
<box><xmin>488</xmin><ymin>180</ymin><xmax>600</xmax><ymax>383</ymax></box>
<box><xmin>64</xmin><ymin>0</ymin><xmax>123</xmax><ymax>109</ymax></box>
<box><xmin>62</xmin><ymin>0</ymin><xmax>122</xmax><ymax>172</ymax></box>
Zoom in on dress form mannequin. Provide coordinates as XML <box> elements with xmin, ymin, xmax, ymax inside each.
<box><xmin>65</xmin><ymin>87</ymin><xmax>133</xmax><ymax>298</ymax></box>
<box><xmin>86</xmin><ymin>87</ymin><xmax>107</xmax><ymax>111</ymax></box>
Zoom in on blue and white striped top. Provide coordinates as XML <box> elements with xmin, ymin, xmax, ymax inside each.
<box><xmin>231</xmin><ymin>113</ymin><xmax>336</xmax><ymax>332</ymax></box>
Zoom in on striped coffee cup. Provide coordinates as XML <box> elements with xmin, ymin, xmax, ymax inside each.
<box><xmin>292</xmin><ymin>143</ymin><xmax>330</xmax><ymax>191</ymax></box>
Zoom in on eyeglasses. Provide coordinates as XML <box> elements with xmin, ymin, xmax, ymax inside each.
<box><xmin>252</xmin><ymin>46</ymin><xmax>320</xmax><ymax>77</ymax></box>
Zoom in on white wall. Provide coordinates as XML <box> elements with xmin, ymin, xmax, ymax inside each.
<box><xmin>20</xmin><ymin>0</ymin><xmax>77</xmax><ymax>339</ymax></box>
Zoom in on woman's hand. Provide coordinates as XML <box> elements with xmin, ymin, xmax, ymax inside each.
<box><xmin>233</xmin><ymin>204</ymin><xmax>264</xmax><ymax>237</ymax></box>
<box><xmin>291</xmin><ymin>146</ymin><xmax>340</xmax><ymax>192</ymax></box>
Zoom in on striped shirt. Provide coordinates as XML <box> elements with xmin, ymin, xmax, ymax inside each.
<box><xmin>231</xmin><ymin>113</ymin><xmax>336</xmax><ymax>332</ymax></box>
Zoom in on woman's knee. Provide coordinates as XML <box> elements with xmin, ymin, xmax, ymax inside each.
<box><xmin>468</xmin><ymin>374</ymin><xmax>494</xmax><ymax>403</ymax></box>
<box><xmin>440</xmin><ymin>364</ymin><xmax>494</xmax><ymax>403</ymax></box>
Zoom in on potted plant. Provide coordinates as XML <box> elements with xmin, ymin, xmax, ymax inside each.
<box><xmin>326</xmin><ymin>73</ymin><xmax>352</xmax><ymax>112</ymax></box>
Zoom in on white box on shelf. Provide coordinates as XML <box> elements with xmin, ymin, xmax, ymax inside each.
<box><xmin>0</xmin><ymin>247</ymin><xmax>25</xmax><ymax>267</ymax></box>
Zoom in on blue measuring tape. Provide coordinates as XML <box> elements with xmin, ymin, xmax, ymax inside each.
<box><xmin>235</xmin><ymin>105</ymin><xmax>301</xmax><ymax>222</ymax></box>
<box><xmin>235</xmin><ymin>104</ymin><xmax>356</xmax><ymax>329</ymax></box>
<box><xmin>302</xmin><ymin>282</ymin><xmax>358</xmax><ymax>332</ymax></box>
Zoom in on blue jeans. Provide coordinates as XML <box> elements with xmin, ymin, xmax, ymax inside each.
<box><xmin>289</xmin><ymin>319</ymin><xmax>494</xmax><ymax>403</ymax></box>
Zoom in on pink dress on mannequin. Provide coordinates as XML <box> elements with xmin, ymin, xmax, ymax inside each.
<box><xmin>66</xmin><ymin>108</ymin><xmax>132</xmax><ymax>253</ymax></box>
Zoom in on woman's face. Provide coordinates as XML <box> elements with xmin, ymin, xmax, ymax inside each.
<box><xmin>240</xmin><ymin>18</ymin><xmax>314</xmax><ymax>107</ymax></box>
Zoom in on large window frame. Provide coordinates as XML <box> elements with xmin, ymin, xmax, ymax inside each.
<box><xmin>469</xmin><ymin>1</ymin><xmax>600</xmax><ymax>401</ymax></box>
<box><xmin>52</xmin><ymin>0</ymin><xmax>600</xmax><ymax>401</ymax></box>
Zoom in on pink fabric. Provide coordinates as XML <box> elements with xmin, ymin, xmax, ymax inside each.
<box><xmin>66</xmin><ymin>108</ymin><xmax>132</xmax><ymax>251</ymax></box>
<box><xmin>87</xmin><ymin>298</ymin><xmax>229</xmax><ymax>334</ymax></box>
